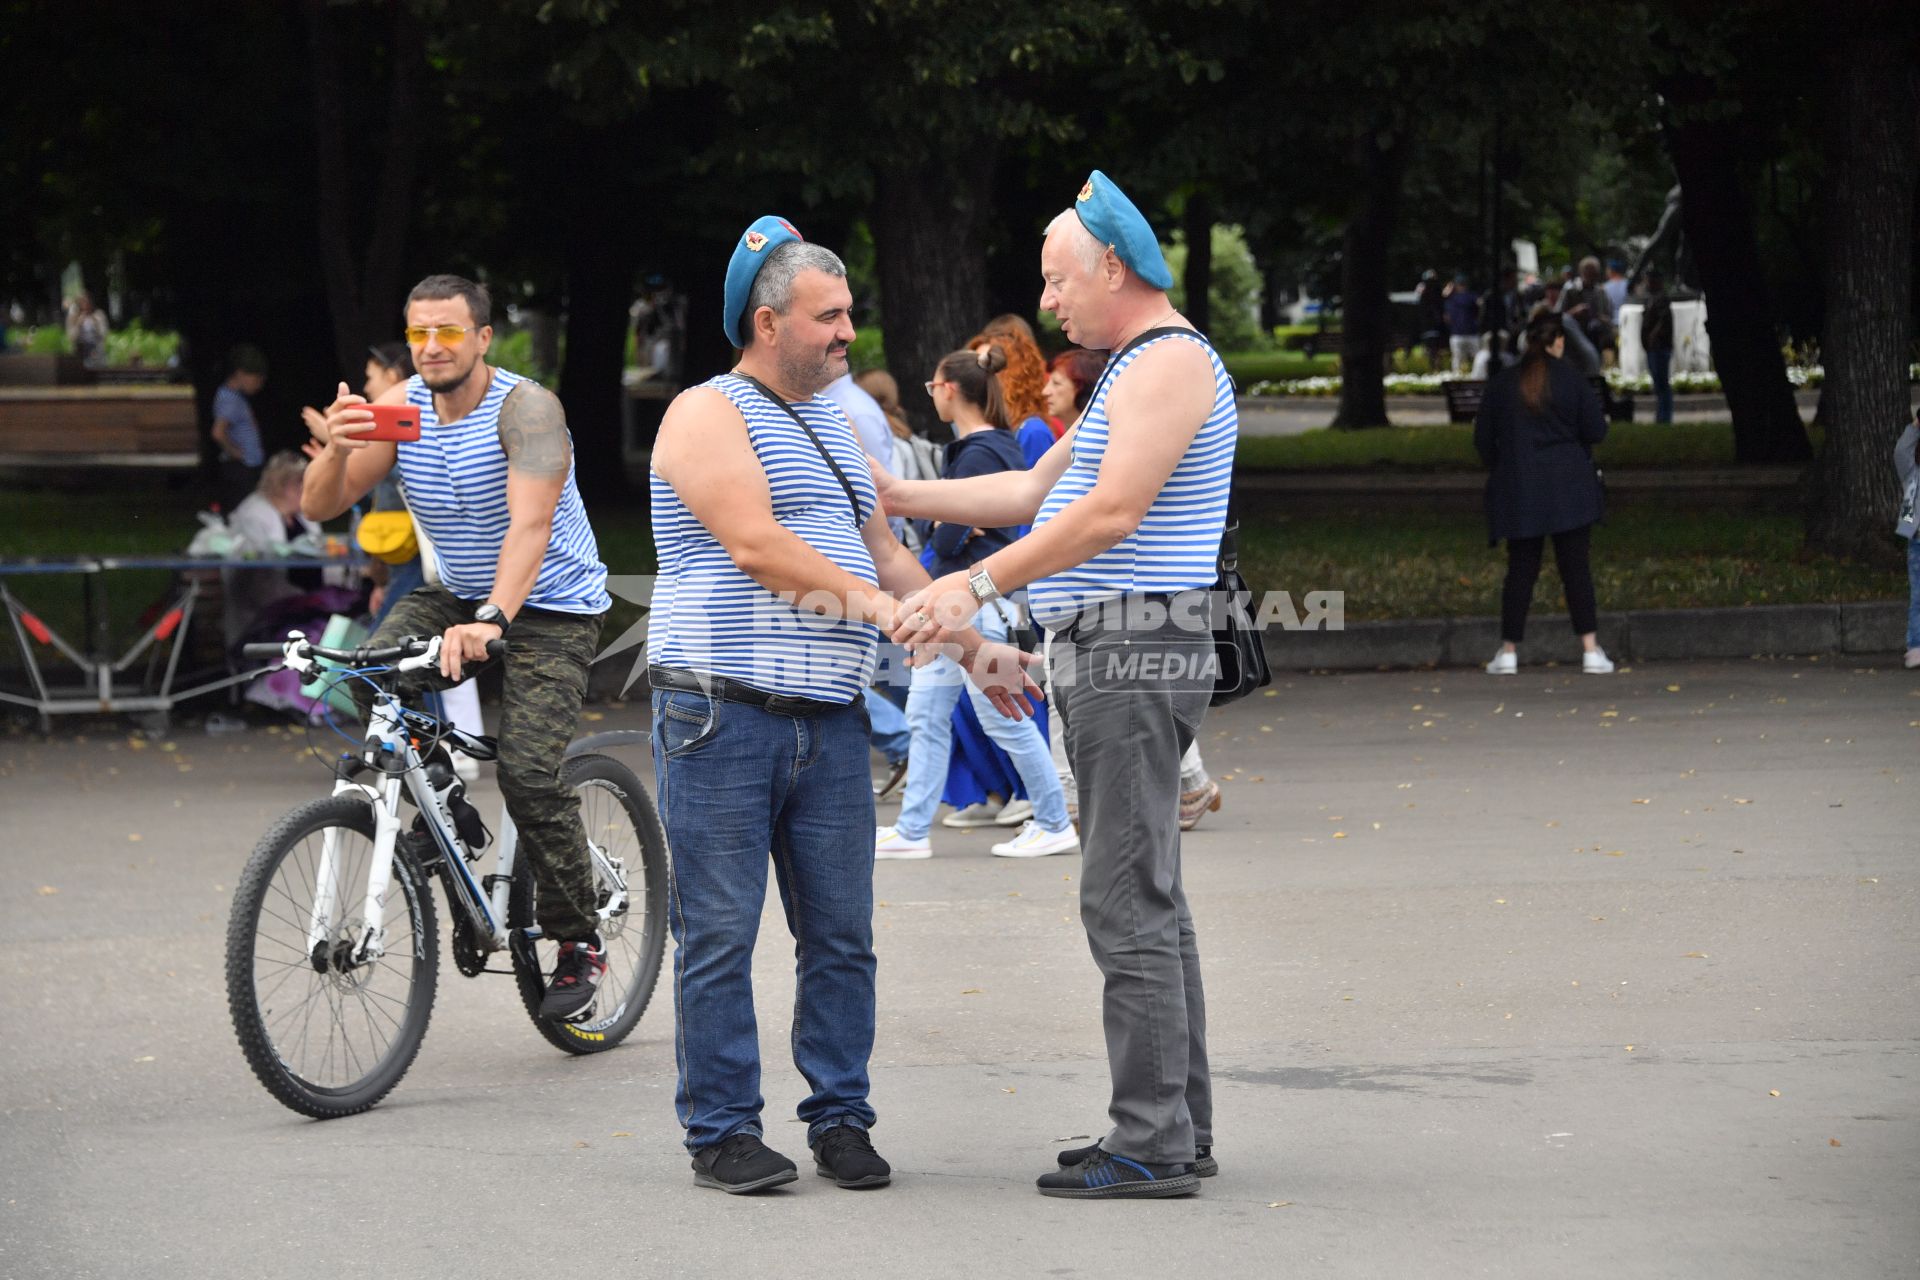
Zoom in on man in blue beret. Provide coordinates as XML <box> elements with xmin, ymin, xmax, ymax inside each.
<box><xmin>879</xmin><ymin>170</ymin><xmax>1238</xmax><ymax>1199</ymax></box>
<box><xmin>646</xmin><ymin>216</ymin><xmax>1041</xmax><ymax>1194</ymax></box>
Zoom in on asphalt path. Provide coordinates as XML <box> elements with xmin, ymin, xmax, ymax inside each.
<box><xmin>2</xmin><ymin>657</ymin><xmax>1914</xmax><ymax>1279</ymax></box>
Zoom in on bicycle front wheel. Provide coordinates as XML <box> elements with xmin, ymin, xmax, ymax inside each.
<box><xmin>225</xmin><ymin>795</ymin><xmax>439</xmax><ymax>1118</ymax></box>
<box><xmin>511</xmin><ymin>752</ymin><xmax>668</xmax><ymax>1054</ymax></box>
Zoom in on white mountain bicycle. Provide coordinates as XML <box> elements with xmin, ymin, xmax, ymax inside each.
<box><xmin>224</xmin><ymin>631</ymin><xmax>667</xmax><ymax>1119</ymax></box>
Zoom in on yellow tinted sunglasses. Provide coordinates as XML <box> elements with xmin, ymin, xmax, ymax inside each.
<box><xmin>403</xmin><ymin>325</ymin><xmax>477</xmax><ymax>346</ymax></box>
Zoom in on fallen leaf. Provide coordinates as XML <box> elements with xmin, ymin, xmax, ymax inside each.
<box><xmin>128</xmin><ymin>833</ymin><xmax>142</xmax><ymax>842</ymax></box>
<box><xmin>36</xmin><ymin>885</ymin><xmax>58</xmax><ymax>896</ymax></box>
<box><xmin>1632</xmin><ymin>798</ymin><xmax>1651</xmax><ymax>805</ymax></box>
<box><xmin>574</xmin><ymin>1140</ymin><xmax>590</xmax><ymax>1149</ymax></box>
<box><xmin>611</xmin><ymin>1131</ymin><xmax>632</xmax><ymax>1138</ymax></box>
<box><xmin>1332</xmin><ymin>831</ymin><xmax>1346</xmax><ymax>839</ymax></box>
<box><xmin>1682</xmin><ymin>951</ymin><xmax>1708</xmax><ymax>959</ymax></box>
<box><xmin>1606</xmin><ymin>850</ymin><xmax>1625</xmax><ymax>857</ymax></box>
<box><xmin>1624</xmin><ymin>1045</ymin><xmax>1635</xmax><ymax>1052</ymax></box>
<box><xmin>1666</xmin><ymin>684</ymin><xmax>1681</xmax><ymax>693</ymax></box>
<box><xmin>1733</xmin><ymin>798</ymin><xmax>1752</xmax><ymax>805</ymax></box>
<box><xmin>1003</xmin><ymin>1087</ymin><xmax>1016</xmax><ymax>1094</ymax></box>
<box><xmin>1769</xmin><ymin>1090</ymin><xmax>1780</xmax><ymax>1097</ymax></box>
<box><xmin>133</xmin><ymin>1055</ymin><xmax>155</xmax><ymax>1063</ymax></box>
<box><xmin>1493</xmin><ymin>899</ymin><xmax>1507</xmax><ymax>905</ymax></box>
<box><xmin>960</xmin><ymin>988</ymin><xmax>983</xmax><ymax>995</ymax></box>
<box><xmin>1268</xmin><ymin>1201</ymin><xmax>1293</xmax><ymax>1208</ymax></box>
<box><xmin>582</xmin><ymin>711</ymin><xmax>606</xmax><ymax>721</ymax></box>
<box><xmin>1829</xmin><ymin>1138</ymin><xmax>1841</xmax><ymax>1147</ymax></box>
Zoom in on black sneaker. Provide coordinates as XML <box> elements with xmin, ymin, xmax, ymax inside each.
<box><xmin>691</xmin><ymin>1132</ymin><xmax>799</xmax><ymax>1194</ymax></box>
<box><xmin>811</xmin><ymin>1125</ymin><xmax>892</xmax><ymax>1188</ymax></box>
<box><xmin>538</xmin><ymin>935</ymin><xmax>606</xmax><ymax>1022</ymax></box>
<box><xmin>873</xmin><ymin>759</ymin><xmax>909</xmax><ymax>801</ymax></box>
<box><xmin>1037</xmin><ymin>1149</ymin><xmax>1199</xmax><ymax>1199</ymax></box>
<box><xmin>1058</xmin><ymin>1140</ymin><xmax>1217</xmax><ymax>1178</ymax></box>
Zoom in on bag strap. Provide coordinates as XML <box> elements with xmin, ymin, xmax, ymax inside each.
<box><xmin>734</xmin><ymin>374</ymin><xmax>867</xmax><ymax>525</ymax></box>
<box><xmin>1080</xmin><ymin>325</ymin><xmax>1243</xmax><ymax>572</ymax></box>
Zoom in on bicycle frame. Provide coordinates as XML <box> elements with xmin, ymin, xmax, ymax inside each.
<box><xmin>289</xmin><ymin>639</ymin><xmax>629</xmax><ymax>968</ymax></box>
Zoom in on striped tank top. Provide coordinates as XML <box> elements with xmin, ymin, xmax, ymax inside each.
<box><xmin>393</xmin><ymin>369</ymin><xmax>610</xmax><ymax>614</ymax></box>
<box><xmin>645</xmin><ymin>373</ymin><xmax>880</xmax><ymax>703</ymax></box>
<box><xmin>1028</xmin><ymin>331</ymin><xmax>1238</xmax><ymax>625</ymax></box>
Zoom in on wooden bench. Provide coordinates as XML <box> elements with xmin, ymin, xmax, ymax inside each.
<box><xmin>1301</xmin><ymin>328</ymin><xmax>1344</xmax><ymax>359</ymax></box>
<box><xmin>0</xmin><ymin>386</ymin><xmax>199</xmax><ymax>469</ymax></box>
<box><xmin>1442</xmin><ymin>376</ymin><xmax>1632</xmax><ymax>425</ymax></box>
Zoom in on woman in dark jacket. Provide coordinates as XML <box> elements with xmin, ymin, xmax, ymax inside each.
<box><xmin>1474</xmin><ymin>310</ymin><xmax>1614</xmax><ymax>675</ymax></box>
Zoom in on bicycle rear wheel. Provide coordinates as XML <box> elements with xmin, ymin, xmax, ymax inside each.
<box><xmin>226</xmin><ymin>795</ymin><xmax>438</xmax><ymax>1118</ymax></box>
<box><xmin>510</xmin><ymin>752</ymin><xmax>668</xmax><ymax>1054</ymax></box>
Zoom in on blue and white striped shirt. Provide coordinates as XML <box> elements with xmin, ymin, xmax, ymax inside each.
<box><xmin>1028</xmin><ymin>332</ymin><xmax>1237</xmax><ymax>625</ymax></box>
<box><xmin>646</xmin><ymin>373</ymin><xmax>880</xmax><ymax>703</ymax></box>
<box><xmin>393</xmin><ymin>369</ymin><xmax>610</xmax><ymax>614</ymax></box>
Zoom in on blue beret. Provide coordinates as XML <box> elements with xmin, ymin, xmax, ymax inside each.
<box><xmin>723</xmin><ymin>215</ymin><xmax>806</xmax><ymax>348</ymax></box>
<box><xmin>1071</xmin><ymin>170</ymin><xmax>1173</xmax><ymax>291</ymax></box>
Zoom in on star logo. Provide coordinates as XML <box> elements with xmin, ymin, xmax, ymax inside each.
<box><xmin>1077</xmin><ymin>180</ymin><xmax>1094</xmax><ymax>202</ymax></box>
<box><xmin>744</xmin><ymin>231</ymin><xmax>769</xmax><ymax>252</ymax></box>
<box><xmin>592</xmin><ymin>574</ymin><xmax>659</xmax><ymax>698</ymax></box>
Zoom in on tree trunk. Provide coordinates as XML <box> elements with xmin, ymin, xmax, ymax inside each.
<box><xmin>557</xmin><ymin>143</ymin><xmax>643</xmax><ymax>503</ymax></box>
<box><xmin>1805</xmin><ymin>13</ymin><xmax>1918</xmax><ymax>562</ymax></box>
<box><xmin>1182</xmin><ymin>195</ymin><xmax>1213</xmax><ymax>338</ymax></box>
<box><xmin>306</xmin><ymin>0</ymin><xmax>420</xmax><ymax>381</ymax></box>
<box><xmin>873</xmin><ymin>150</ymin><xmax>996</xmax><ymax>438</ymax></box>
<box><xmin>1662</xmin><ymin>80</ymin><xmax>1812</xmax><ymax>465</ymax></box>
<box><xmin>981</xmin><ymin>158</ymin><xmax>1057</xmax><ymax>329</ymax></box>
<box><xmin>1332</xmin><ymin>131</ymin><xmax>1405</xmax><ymax>429</ymax></box>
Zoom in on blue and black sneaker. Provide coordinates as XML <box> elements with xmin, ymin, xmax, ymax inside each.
<box><xmin>1037</xmin><ymin>1148</ymin><xmax>1199</xmax><ymax>1199</ymax></box>
<box><xmin>1058</xmin><ymin>1140</ymin><xmax>1217</xmax><ymax>1178</ymax></box>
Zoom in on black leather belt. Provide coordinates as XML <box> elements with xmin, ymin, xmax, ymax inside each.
<box><xmin>647</xmin><ymin>665</ymin><xmax>846</xmax><ymax>718</ymax></box>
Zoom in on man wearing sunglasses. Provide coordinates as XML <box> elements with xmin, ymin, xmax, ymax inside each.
<box><xmin>301</xmin><ymin>273</ymin><xmax>615</xmax><ymax>1025</ymax></box>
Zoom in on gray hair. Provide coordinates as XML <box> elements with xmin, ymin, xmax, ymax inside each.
<box><xmin>743</xmin><ymin>242</ymin><xmax>848</xmax><ymax>340</ymax></box>
<box><xmin>1044</xmin><ymin>209</ymin><xmax>1105</xmax><ymax>274</ymax></box>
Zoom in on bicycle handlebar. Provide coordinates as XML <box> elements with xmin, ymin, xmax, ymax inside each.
<box><xmin>241</xmin><ymin>636</ymin><xmax>509</xmax><ymax>665</ymax></box>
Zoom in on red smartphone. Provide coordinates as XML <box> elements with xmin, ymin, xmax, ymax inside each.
<box><xmin>350</xmin><ymin>403</ymin><xmax>421</xmax><ymax>443</ymax></box>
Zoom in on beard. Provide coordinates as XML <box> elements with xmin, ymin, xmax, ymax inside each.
<box><xmin>776</xmin><ymin>340</ymin><xmax>847</xmax><ymax>397</ymax></box>
<box><xmin>421</xmin><ymin>354</ymin><xmax>480</xmax><ymax>395</ymax></box>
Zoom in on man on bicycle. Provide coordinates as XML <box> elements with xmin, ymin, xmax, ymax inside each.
<box><xmin>646</xmin><ymin>218</ymin><xmax>1038</xmax><ymax>1194</ymax></box>
<box><xmin>303</xmin><ymin>273</ymin><xmax>613</xmax><ymax>1023</ymax></box>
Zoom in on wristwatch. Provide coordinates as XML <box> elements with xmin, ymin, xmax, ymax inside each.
<box><xmin>474</xmin><ymin>603</ymin><xmax>511</xmax><ymax>633</ymax></box>
<box><xmin>968</xmin><ymin>565</ymin><xmax>1002</xmax><ymax>605</ymax></box>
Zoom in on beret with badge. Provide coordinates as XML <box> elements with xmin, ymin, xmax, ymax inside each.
<box><xmin>722</xmin><ymin>214</ymin><xmax>807</xmax><ymax>349</ymax></box>
<box><xmin>1070</xmin><ymin>170</ymin><xmax>1174</xmax><ymax>291</ymax></box>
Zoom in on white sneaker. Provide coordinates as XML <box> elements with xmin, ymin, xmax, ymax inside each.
<box><xmin>1485</xmin><ymin>649</ymin><xmax>1517</xmax><ymax>675</ymax></box>
<box><xmin>1582</xmin><ymin>648</ymin><xmax>1615</xmax><ymax>675</ymax></box>
<box><xmin>990</xmin><ymin>821</ymin><xmax>1080</xmax><ymax>858</ymax></box>
<box><xmin>942</xmin><ymin>802</ymin><xmax>1003</xmax><ymax>829</ymax></box>
<box><xmin>874</xmin><ymin>826</ymin><xmax>932</xmax><ymax>860</ymax></box>
<box><xmin>994</xmin><ymin>798</ymin><xmax>1034</xmax><ymax>827</ymax></box>
<box><xmin>1905</xmin><ymin>647</ymin><xmax>1920</xmax><ymax>670</ymax></box>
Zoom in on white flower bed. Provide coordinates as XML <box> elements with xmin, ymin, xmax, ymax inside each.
<box><xmin>1241</xmin><ymin>363</ymin><xmax>1911</xmax><ymax>400</ymax></box>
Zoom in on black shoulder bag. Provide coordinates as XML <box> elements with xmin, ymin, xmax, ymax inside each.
<box><xmin>1084</xmin><ymin>327</ymin><xmax>1272</xmax><ymax>707</ymax></box>
<box><xmin>735</xmin><ymin>374</ymin><xmax>867</xmax><ymax>525</ymax></box>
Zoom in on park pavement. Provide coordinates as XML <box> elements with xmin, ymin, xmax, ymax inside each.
<box><xmin>0</xmin><ymin>657</ymin><xmax>1914</xmax><ymax>1280</ymax></box>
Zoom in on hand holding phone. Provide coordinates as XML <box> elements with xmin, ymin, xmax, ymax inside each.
<box><xmin>347</xmin><ymin>403</ymin><xmax>422</xmax><ymax>443</ymax></box>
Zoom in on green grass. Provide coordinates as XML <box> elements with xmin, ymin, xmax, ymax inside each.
<box><xmin>0</xmin><ymin>487</ymin><xmax>1898</xmax><ymax>659</ymax></box>
<box><xmin>1221</xmin><ymin>350</ymin><xmax>1339</xmax><ymax>384</ymax></box>
<box><xmin>1239</xmin><ymin>509</ymin><xmax>1902</xmax><ymax>622</ymax></box>
<box><xmin>1237</xmin><ymin>421</ymin><xmax>1743</xmax><ymax>472</ymax></box>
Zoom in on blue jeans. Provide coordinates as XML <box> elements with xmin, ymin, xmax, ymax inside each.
<box><xmin>893</xmin><ymin>603</ymin><xmax>1070</xmax><ymax>840</ymax></box>
<box><xmin>1907</xmin><ymin>537</ymin><xmax>1920</xmax><ymax>648</ymax></box>
<box><xmin>651</xmin><ymin>690</ymin><xmax>878</xmax><ymax>1151</ymax></box>
<box><xmin>1648</xmin><ymin>348</ymin><xmax>1673</xmax><ymax>424</ymax></box>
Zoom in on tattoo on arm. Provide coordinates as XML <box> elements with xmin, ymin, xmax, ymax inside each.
<box><xmin>498</xmin><ymin>385</ymin><xmax>573</xmax><ymax>478</ymax></box>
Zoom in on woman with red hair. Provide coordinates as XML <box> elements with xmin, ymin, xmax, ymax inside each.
<box><xmin>1043</xmin><ymin>347</ymin><xmax>1106</xmax><ymax>436</ymax></box>
<box><xmin>969</xmin><ymin>315</ymin><xmax>1055</xmax><ymax>468</ymax></box>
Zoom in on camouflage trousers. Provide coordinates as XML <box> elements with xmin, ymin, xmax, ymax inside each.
<box><xmin>350</xmin><ymin>586</ymin><xmax>607</xmax><ymax>941</ymax></box>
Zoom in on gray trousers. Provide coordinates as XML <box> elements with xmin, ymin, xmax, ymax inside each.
<box><xmin>1049</xmin><ymin>597</ymin><xmax>1214</xmax><ymax>1164</ymax></box>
